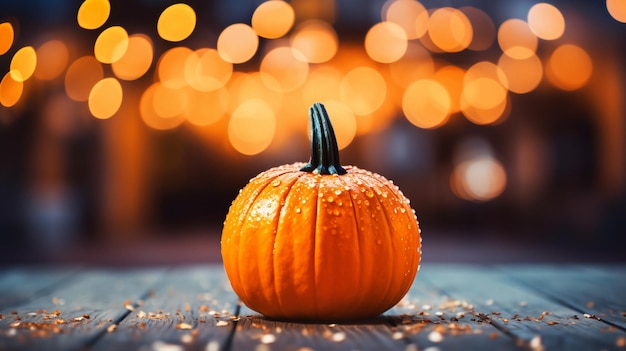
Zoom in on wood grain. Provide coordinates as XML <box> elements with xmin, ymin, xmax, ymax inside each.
<box><xmin>91</xmin><ymin>265</ymin><xmax>239</xmax><ymax>351</ymax></box>
<box><xmin>0</xmin><ymin>268</ymin><xmax>164</xmax><ymax>351</ymax></box>
<box><xmin>425</xmin><ymin>264</ymin><xmax>626</xmax><ymax>350</ymax></box>
<box><xmin>1</xmin><ymin>264</ymin><xmax>625</xmax><ymax>351</ymax></box>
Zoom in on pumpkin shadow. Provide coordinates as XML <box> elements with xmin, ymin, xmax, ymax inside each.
<box><xmin>242</xmin><ymin>313</ymin><xmax>432</xmax><ymax>327</ymax></box>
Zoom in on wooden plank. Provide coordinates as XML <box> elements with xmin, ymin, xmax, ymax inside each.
<box><xmin>391</xmin><ymin>264</ymin><xmax>526</xmax><ymax>350</ymax></box>
<box><xmin>423</xmin><ymin>264</ymin><xmax>626</xmax><ymax>350</ymax></box>
<box><xmin>500</xmin><ymin>264</ymin><xmax>626</xmax><ymax>330</ymax></box>
<box><xmin>0</xmin><ymin>267</ymin><xmax>164</xmax><ymax>351</ymax></box>
<box><xmin>91</xmin><ymin>265</ymin><xmax>239</xmax><ymax>351</ymax></box>
<box><xmin>233</xmin><ymin>286</ymin><xmax>410</xmax><ymax>351</ymax></box>
<box><xmin>0</xmin><ymin>267</ymin><xmax>79</xmax><ymax>309</ymax></box>
<box><xmin>233</xmin><ymin>312</ymin><xmax>409</xmax><ymax>351</ymax></box>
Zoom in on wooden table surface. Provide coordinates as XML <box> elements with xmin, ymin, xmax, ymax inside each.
<box><xmin>0</xmin><ymin>264</ymin><xmax>624</xmax><ymax>351</ymax></box>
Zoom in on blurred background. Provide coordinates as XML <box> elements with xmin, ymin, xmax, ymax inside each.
<box><xmin>0</xmin><ymin>0</ymin><xmax>625</xmax><ymax>264</ymax></box>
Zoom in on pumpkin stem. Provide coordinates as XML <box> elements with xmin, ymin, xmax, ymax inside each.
<box><xmin>300</xmin><ymin>103</ymin><xmax>347</xmax><ymax>175</ymax></box>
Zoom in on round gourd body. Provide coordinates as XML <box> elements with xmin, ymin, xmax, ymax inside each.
<box><xmin>221</xmin><ymin>162</ymin><xmax>421</xmax><ymax>321</ymax></box>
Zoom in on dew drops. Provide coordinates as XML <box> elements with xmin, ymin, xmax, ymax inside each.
<box><xmin>333</xmin><ymin>209</ymin><xmax>340</xmax><ymax>216</ymax></box>
<box><xmin>364</xmin><ymin>200</ymin><xmax>370</xmax><ymax>206</ymax></box>
<box><xmin>271</xmin><ymin>179</ymin><xmax>281</xmax><ymax>187</ymax></box>
<box><xmin>365</xmin><ymin>190</ymin><xmax>375</xmax><ymax>198</ymax></box>
<box><xmin>334</xmin><ymin>189</ymin><xmax>342</xmax><ymax>196</ymax></box>
<box><xmin>327</xmin><ymin>196</ymin><xmax>334</xmax><ymax>203</ymax></box>
<box><xmin>376</xmin><ymin>239</ymin><xmax>383</xmax><ymax>245</ymax></box>
<box><xmin>400</xmin><ymin>208</ymin><xmax>406</xmax><ymax>213</ymax></box>
<box><xmin>295</xmin><ymin>207</ymin><xmax>301</xmax><ymax>214</ymax></box>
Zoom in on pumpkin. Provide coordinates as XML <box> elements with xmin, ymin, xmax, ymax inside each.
<box><xmin>221</xmin><ymin>102</ymin><xmax>421</xmax><ymax>321</ymax></box>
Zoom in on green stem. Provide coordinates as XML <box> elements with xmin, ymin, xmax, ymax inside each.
<box><xmin>300</xmin><ymin>103</ymin><xmax>347</xmax><ymax>175</ymax></box>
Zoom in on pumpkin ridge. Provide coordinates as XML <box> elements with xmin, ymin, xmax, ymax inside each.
<box><xmin>310</xmin><ymin>175</ymin><xmax>321</xmax><ymax>319</ymax></box>
<box><xmin>270</xmin><ymin>171</ymin><xmax>308</xmax><ymax>318</ymax></box>
<box><xmin>364</xmin><ymin>174</ymin><xmax>407</xmax><ymax>311</ymax></box>
<box><xmin>233</xmin><ymin>169</ymin><xmax>298</xmax><ymax>306</ymax></box>
<box><xmin>334</xmin><ymin>173</ymin><xmax>365</xmax><ymax>316</ymax></box>
<box><xmin>373</xmin><ymin>176</ymin><xmax>421</xmax><ymax>298</ymax></box>
<box><xmin>356</xmin><ymin>172</ymin><xmax>397</xmax><ymax>313</ymax></box>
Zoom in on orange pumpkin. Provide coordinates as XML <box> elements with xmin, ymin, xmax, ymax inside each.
<box><xmin>221</xmin><ymin>102</ymin><xmax>421</xmax><ymax>321</ymax></box>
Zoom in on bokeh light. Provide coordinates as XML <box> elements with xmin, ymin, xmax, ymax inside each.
<box><xmin>498</xmin><ymin>19</ymin><xmax>537</xmax><ymax>59</ymax></box>
<box><xmin>94</xmin><ymin>26</ymin><xmax>129</xmax><ymax>64</ymax></box>
<box><xmin>184</xmin><ymin>87</ymin><xmax>229</xmax><ymax>126</ymax></box>
<box><xmin>10</xmin><ymin>46</ymin><xmax>37</xmax><ymax>82</ymax></box>
<box><xmin>546</xmin><ymin>44</ymin><xmax>593</xmax><ymax>91</ymax></box>
<box><xmin>251</xmin><ymin>0</ymin><xmax>295</xmax><ymax>39</ymax></box>
<box><xmin>383</xmin><ymin>0</ymin><xmax>429</xmax><ymax>39</ymax></box>
<box><xmin>527</xmin><ymin>3</ymin><xmax>565</xmax><ymax>40</ymax></box>
<box><xmin>301</xmin><ymin>66</ymin><xmax>342</xmax><ymax>107</ymax></box>
<box><xmin>0</xmin><ymin>71</ymin><xmax>23</xmax><ymax>107</ymax></box>
<box><xmin>290</xmin><ymin>20</ymin><xmax>338</xmax><ymax>63</ymax></box>
<box><xmin>228</xmin><ymin>99</ymin><xmax>276</xmax><ymax>155</ymax></box>
<box><xmin>184</xmin><ymin>48</ymin><xmax>233</xmax><ymax>92</ymax></box>
<box><xmin>140</xmin><ymin>83</ymin><xmax>186</xmax><ymax>130</ymax></box>
<box><xmin>77</xmin><ymin>0</ymin><xmax>110</xmax><ymax>30</ymax></box>
<box><xmin>158</xmin><ymin>46</ymin><xmax>193</xmax><ymax>89</ymax></box>
<box><xmin>153</xmin><ymin>83</ymin><xmax>188</xmax><ymax>119</ymax></box>
<box><xmin>217</xmin><ymin>24</ymin><xmax>259</xmax><ymax>64</ymax></box>
<box><xmin>451</xmin><ymin>156</ymin><xmax>507</xmax><ymax>201</ymax></box>
<box><xmin>88</xmin><ymin>77</ymin><xmax>123</xmax><ymax>119</ymax></box>
<box><xmin>112</xmin><ymin>34</ymin><xmax>154</xmax><ymax>81</ymax></box>
<box><xmin>607</xmin><ymin>0</ymin><xmax>626</xmax><ymax>23</ymax></box>
<box><xmin>462</xmin><ymin>62</ymin><xmax>509</xmax><ymax>125</ymax></box>
<box><xmin>157</xmin><ymin>3</ymin><xmax>196</xmax><ymax>42</ymax></box>
<box><xmin>340</xmin><ymin>66</ymin><xmax>387</xmax><ymax>116</ymax></box>
<box><xmin>432</xmin><ymin>65</ymin><xmax>465</xmax><ymax>113</ymax></box>
<box><xmin>65</xmin><ymin>56</ymin><xmax>104</xmax><ymax>102</ymax></box>
<box><xmin>388</xmin><ymin>43</ymin><xmax>434</xmax><ymax>88</ymax></box>
<box><xmin>34</xmin><ymin>40</ymin><xmax>69</xmax><ymax>81</ymax></box>
<box><xmin>228</xmin><ymin>72</ymin><xmax>282</xmax><ymax>114</ymax></box>
<box><xmin>428</xmin><ymin>7</ymin><xmax>473</xmax><ymax>53</ymax></box>
<box><xmin>402</xmin><ymin>79</ymin><xmax>451</xmax><ymax>129</ymax></box>
<box><xmin>497</xmin><ymin>53</ymin><xmax>542</xmax><ymax>94</ymax></box>
<box><xmin>260</xmin><ymin>47</ymin><xmax>309</xmax><ymax>93</ymax></box>
<box><xmin>365</xmin><ymin>22</ymin><xmax>408</xmax><ymax>63</ymax></box>
<box><xmin>0</xmin><ymin>22</ymin><xmax>15</xmax><ymax>55</ymax></box>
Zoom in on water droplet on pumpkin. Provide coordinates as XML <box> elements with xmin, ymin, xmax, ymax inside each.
<box><xmin>334</xmin><ymin>190</ymin><xmax>342</xmax><ymax>196</ymax></box>
<box><xmin>364</xmin><ymin>200</ymin><xmax>370</xmax><ymax>207</ymax></box>
<box><xmin>400</xmin><ymin>208</ymin><xmax>406</xmax><ymax>213</ymax></box>
<box><xmin>318</xmin><ymin>192</ymin><xmax>324</xmax><ymax>198</ymax></box>
<box><xmin>376</xmin><ymin>239</ymin><xmax>382</xmax><ymax>245</ymax></box>
<box><xmin>408</xmin><ymin>224</ymin><xmax>412</xmax><ymax>230</ymax></box>
<box><xmin>333</xmin><ymin>209</ymin><xmax>340</xmax><ymax>216</ymax></box>
<box><xmin>365</xmin><ymin>190</ymin><xmax>374</xmax><ymax>198</ymax></box>
<box><xmin>295</xmin><ymin>208</ymin><xmax>301</xmax><ymax>214</ymax></box>
<box><xmin>327</xmin><ymin>196</ymin><xmax>334</xmax><ymax>203</ymax></box>
<box><xmin>272</xmin><ymin>179</ymin><xmax>281</xmax><ymax>187</ymax></box>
